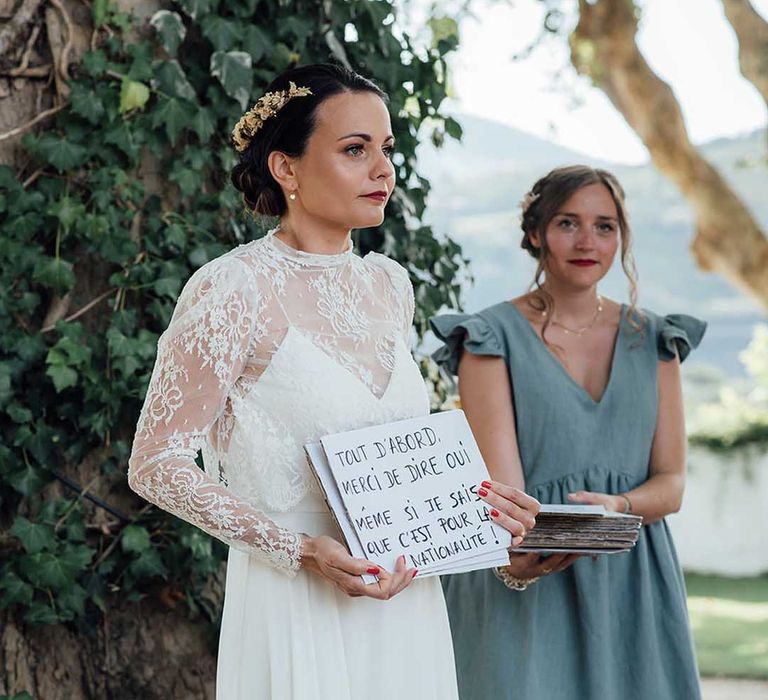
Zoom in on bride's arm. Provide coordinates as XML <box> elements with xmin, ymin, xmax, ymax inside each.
<box><xmin>128</xmin><ymin>257</ymin><xmax>304</xmax><ymax>575</ymax></box>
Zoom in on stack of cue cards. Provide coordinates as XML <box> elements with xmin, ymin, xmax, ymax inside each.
<box><xmin>512</xmin><ymin>504</ymin><xmax>643</xmax><ymax>554</ymax></box>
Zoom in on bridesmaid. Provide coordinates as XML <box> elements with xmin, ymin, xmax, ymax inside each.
<box><xmin>431</xmin><ymin>165</ymin><xmax>705</xmax><ymax>699</ymax></box>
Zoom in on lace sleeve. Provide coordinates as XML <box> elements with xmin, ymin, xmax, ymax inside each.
<box><xmin>128</xmin><ymin>255</ymin><xmax>302</xmax><ymax>576</ymax></box>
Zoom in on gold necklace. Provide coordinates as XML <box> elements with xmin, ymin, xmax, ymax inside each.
<box><xmin>543</xmin><ymin>295</ymin><xmax>603</xmax><ymax>336</ymax></box>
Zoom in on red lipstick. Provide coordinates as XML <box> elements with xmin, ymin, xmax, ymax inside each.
<box><xmin>568</xmin><ymin>259</ymin><xmax>598</xmax><ymax>267</ymax></box>
<box><xmin>361</xmin><ymin>191</ymin><xmax>387</xmax><ymax>202</ymax></box>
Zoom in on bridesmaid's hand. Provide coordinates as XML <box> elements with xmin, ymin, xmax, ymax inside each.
<box><xmin>300</xmin><ymin>535</ymin><xmax>417</xmax><ymax>600</ymax></box>
<box><xmin>477</xmin><ymin>480</ymin><xmax>541</xmax><ymax>546</ymax></box>
<box><xmin>504</xmin><ymin>552</ymin><xmax>581</xmax><ymax>579</ymax></box>
<box><xmin>568</xmin><ymin>490</ymin><xmax>625</xmax><ymax>512</ymax></box>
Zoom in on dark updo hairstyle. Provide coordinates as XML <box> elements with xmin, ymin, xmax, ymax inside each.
<box><xmin>519</xmin><ymin>165</ymin><xmax>642</xmax><ymax>340</ymax></box>
<box><xmin>231</xmin><ymin>63</ymin><xmax>388</xmax><ymax>217</ymax></box>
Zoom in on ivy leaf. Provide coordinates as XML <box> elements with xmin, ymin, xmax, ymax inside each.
<box><xmin>178</xmin><ymin>0</ymin><xmax>218</xmax><ymax>21</ymax></box>
<box><xmin>0</xmin><ymin>573</ymin><xmax>34</xmax><ymax>608</ymax></box>
<box><xmin>11</xmin><ymin>517</ymin><xmax>56</xmax><ymax>554</ymax></box>
<box><xmin>29</xmin><ymin>134</ymin><xmax>88</xmax><ymax>172</ymax></box>
<box><xmin>210</xmin><ymin>51</ymin><xmax>252</xmax><ymax>110</ymax></box>
<box><xmin>128</xmin><ymin>548</ymin><xmax>167</xmax><ymax>580</ymax></box>
<box><xmin>92</xmin><ymin>0</ymin><xmax>109</xmax><ymax>26</ymax></box>
<box><xmin>190</xmin><ymin>107</ymin><xmax>216</xmax><ymax>143</ymax></box>
<box><xmin>46</xmin><ymin>365</ymin><xmax>78</xmax><ymax>393</ymax></box>
<box><xmin>242</xmin><ymin>25</ymin><xmax>272</xmax><ymax>63</ymax></box>
<box><xmin>57</xmin><ymin>582</ymin><xmax>87</xmax><ymax>619</ymax></box>
<box><xmin>150</xmin><ymin>10</ymin><xmax>186</xmax><ymax>57</ymax></box>
<box><xmin>121</xmin><ymin>524</ymin><xmax>151</xmax><ymax>553</ymax></box>
<box><xmin>32</xmin><ymin>256</ymin><xmax>75</xmax><ymax>295</ymax></box>
<box><xmin>6</xmin><ymin>402</ymin><xmax>31</xmax><ymax>423</ymax></box>
<box><xmin>151</xmin><ymin>97</ymin><xmax>191</xmax><ymax>145</ymax></box>
<box><xmin>48</xmin><ymin>196</ymin><xmax>86</xmax><ymax>229</ymax></box>
<box><xmin>119</xmin><ymin>79</ymin><xmax>150</xmax><ymax>113</ymax></box>
<box><xmin>201</xmin><ymin>16</ymin><xmax>242</xmax><ymax>52</ymax></box>
<box><xmin>19</xmin><ymin>552</ymin><xmax>70</xmax><ymax>589</ymax></box>
<box><xmin>6</xmin><ymin>462</ymin><xmax>46</xmax><ymax>496</ymax></box>
<box><xmin>0</xmin><ymin>362</ymin><xmax>12</xmax><ymax>407</ymax></box>
<box><xmin>70</xmin><ymin>82</ymin><xmax>105</xmax><ymax>124</ymax></box>
<box><xmin>153</xmin><ymin>60</ymin><xmax>196</xmax><ymax>101</ymax></box>
<box><xmin>23</xmin><ymin>600</ymin><xmax>59</xmax><ymax>626</ymax></box>
<box><xmin>169</xmin><ymin>164</ymin><xmax>203</xmax><ymax>199</ymax></box>
<box><xmin>444</xmin><ymin>116</ymin><xmax>463</xmax><ymax>141</ymax></box>
<box><xmin>83</xmin><ymin>50</ymin><xmax>108</xmax><ymax>78</ymax></box>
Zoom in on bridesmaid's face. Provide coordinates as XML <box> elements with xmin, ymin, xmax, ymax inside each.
<box><xmin>536</xmin><ymin>183</ymin><xmax>620</xmax><ymax>289</ymax></box>
<box><xmin>289</xmin><ymin>91</ymin><xmax>396</xmax><ymax>230</ymax></box>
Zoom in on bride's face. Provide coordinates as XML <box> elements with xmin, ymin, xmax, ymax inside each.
<box><xmin>290</xmin><ymin>91</ymin><xmax>396</xmax><ymax>230</ymax></box>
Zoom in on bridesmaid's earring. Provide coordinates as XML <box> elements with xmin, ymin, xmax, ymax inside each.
<box><xmin>289</xmin><ymin>192</ymin><xmax>297</xmax><ymax>201</ymax></box>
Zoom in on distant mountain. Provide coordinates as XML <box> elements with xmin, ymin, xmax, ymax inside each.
<box><xmin>417</xmin><ymin>115</ymin><xmax>767</xmax><ymax>376</ymax></box>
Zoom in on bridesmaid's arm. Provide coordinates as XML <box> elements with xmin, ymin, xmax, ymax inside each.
<box><xmin>458</xmin><ymin>351</ymin><xmax>539</xmax><ymax>542</ymax></box>
<box><xmin>570</xmin><ymin>352</ymin><xmax>687</xmax><ymax>524</ymax></box>
<box><xmin>459</xmin><ymin>350</ymin><xmax>574</xmax><ymax>580</ymax></box>
<box><xmin>458</xmin><ymin>351</ymin><xmax>526</xmax><ymax>490</ymax></box>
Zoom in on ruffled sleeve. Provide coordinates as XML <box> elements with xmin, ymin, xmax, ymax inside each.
<box><xmin>656</xmin><ymin>313</ymin><xmax>707</xmax><ymax>363</ymax></box>
<box><xmin>429</xmin><ymin>313</ymin><xmax>503</xmax><ymax>376</ymax></box>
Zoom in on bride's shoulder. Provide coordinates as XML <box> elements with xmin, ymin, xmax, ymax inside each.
<box><xmin>361</xmin><ymin>251</ymin><xmax>410</xmax><ymax>289</ymax></box>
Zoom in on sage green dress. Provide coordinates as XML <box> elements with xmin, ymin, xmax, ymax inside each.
<box><xmin>430</xmin><ymin>303</ymin><xmax>705</xmax><ymax>700</ymax></box>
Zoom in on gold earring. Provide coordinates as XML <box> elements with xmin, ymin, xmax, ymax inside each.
<box><xmin>289</xmin><ymin>192</ymin><xmax>296</xmax><ymax>201</ymax></box>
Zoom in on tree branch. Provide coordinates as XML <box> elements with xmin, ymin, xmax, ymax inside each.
<box><xmin>571</xmin><ymin>0</ymin><xmax>768</xmax><ymax>310</ymax></box>
<box><xmin>720</xmin><ymin>0</ymin><xmax>768</xmax><ymax>106</ymax></box>
<box><xmin>0</xmin><ymin>103</ymin><xmax>67</xmax><ymax>142</ymax></box>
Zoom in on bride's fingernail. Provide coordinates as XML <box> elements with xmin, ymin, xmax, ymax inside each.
<box><xmin>367</xmin><ymin>566</ymin><xmax>380</xmax><ymax>575</ymax></box>
<box><xmin>478</xmin><ymin>488</ymin><xmax>488</xmax><ymax>497</ymax></box>
<box><xmin>481</xmin><ymin>480</ymin><xmax>492</xmax><ymax>489</ymax></box>
<box><xmin>412</xmin><ymin>569</ymin><xmax>418</xmax><ymax>578</ymax></box>
<box><xmin>490</xmin><ymin>508</ymin><xmax>500</xmax><ymax>517</ymax></box>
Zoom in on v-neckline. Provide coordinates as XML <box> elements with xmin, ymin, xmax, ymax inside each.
<box><xmin>504</xmin><ymin>302</ymin><xmax>625</xmax><ymax>406</ymax></box>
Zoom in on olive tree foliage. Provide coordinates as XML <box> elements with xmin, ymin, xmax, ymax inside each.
<box><xmin>0</xmin><ymin>0</ymin><xmax>466</xmax><ymax>644</ymax></box>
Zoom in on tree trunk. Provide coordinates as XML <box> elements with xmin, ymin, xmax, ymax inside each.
<box><xmin>0</xmin><ymin>597</ymin><xmax>218</xmax><ymax>699</ymax></box>
<box><xmin>2</xmin><ymin>3</ymin><xmax>221</xmax><ymax>698</ymax></box>
<box><xmin>571</xmin><ymin>0</ymin><xmax>768</xmax><ymax>311</ymax></box>
<box><xmin>720</xmin><ymin>0</ymin><xmax>768</xmax><ymax>107</ymax></box>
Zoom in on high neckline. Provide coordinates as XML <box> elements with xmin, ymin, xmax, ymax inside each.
<box><xmin>265</xmin><ymin>228</ymin><xmax>353</xmax><ymax>268</ymax></box>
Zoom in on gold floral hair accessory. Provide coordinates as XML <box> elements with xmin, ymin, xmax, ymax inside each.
<box><xmin>231</xmin><ymin>82</ymin><xmax>313</xmax><ymax>152</ymax></box>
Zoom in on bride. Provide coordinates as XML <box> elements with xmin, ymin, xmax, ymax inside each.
<box><xmin>128</xmin><ymin>63</ymin><xmax>539</xmax><ymax>699</ymax></box>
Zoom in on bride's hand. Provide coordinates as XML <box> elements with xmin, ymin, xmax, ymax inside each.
<box><xmin>300</xmin><ymin>535</ymin><xmax>417</xmax><ymax>600</ymax></box>
<box><xmin>477</xmin><ymin>480</ymin><xmax>541</xmax><ymax>546</ymax></box>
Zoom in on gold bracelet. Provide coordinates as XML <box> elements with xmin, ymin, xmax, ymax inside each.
<box><xmin>618</xmin><ymin>493</ymin><xmax>633</xmax><ymax>514</ymax></box>
<box><xmin>493</xmin><ymin>566</ymin><xmax>540</xmax><ymax>591</ymax></box>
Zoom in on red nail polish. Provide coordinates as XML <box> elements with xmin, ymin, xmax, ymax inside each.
<box><xmin>490</xmin><ymin>508</ymin><xmax>500</xmax><ymax>517</ymax></box>
<box><xmin>478</xmin><ymin>488</ymin><xmax>488</xmax><ymax>497</ymax></box>
<box><xmin>412</xmin><ymin>569</ymin><xmax>418</xmax><ymax>578</ymax></box>
<box><xmin>481</xmin><ymin>480</ymin><xmax>492</xmax><ymax>489</ymax></box>
<box><xmin>367</xmin><ymin>566</ymin><xmax>380</xmax><ymax>575</ymax></box>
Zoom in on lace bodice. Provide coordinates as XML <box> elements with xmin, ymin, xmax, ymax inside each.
<box><xmin>128</xmin><ymin>231</ymin><xmax>428</xmax><ymax>575</ymax></box>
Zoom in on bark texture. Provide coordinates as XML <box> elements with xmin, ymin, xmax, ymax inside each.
<box><xmin>720</xmin><ymin>0</ymin><xmax>768</xmax><ymax>106</ymax></box>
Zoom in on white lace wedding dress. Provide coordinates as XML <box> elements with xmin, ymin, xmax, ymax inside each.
<box><xmin>128</xmin><ymin>230</ymin><xmax>458</xmax><ymax>699</ymax></box>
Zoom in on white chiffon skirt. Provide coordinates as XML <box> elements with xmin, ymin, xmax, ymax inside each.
<box><xmin>216</xmin><ymin>510</ymin><xmax>459</xmax><ymax>700</ymax></box>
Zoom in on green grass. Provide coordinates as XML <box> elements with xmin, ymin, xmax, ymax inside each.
<box><xmin>685</xmin><ymin>573</ymin><xmax>768</xmax><ymax>679</ymax></box>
